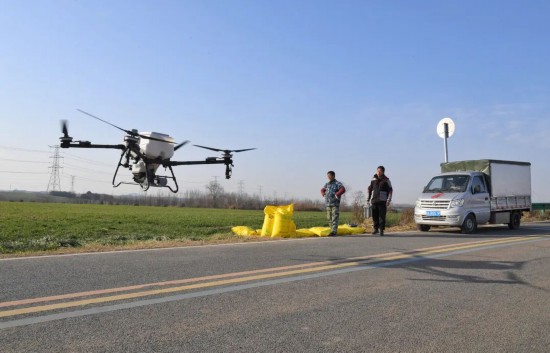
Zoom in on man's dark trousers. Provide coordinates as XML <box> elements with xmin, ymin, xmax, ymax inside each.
<box><xmin>372</xmin><ymin>202</ymin><xmax>387</xmax><ymax>230</ymax></box>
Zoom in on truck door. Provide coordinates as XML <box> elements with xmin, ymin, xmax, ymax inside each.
<box><xmin>470</xmin><ymin>175</ymin><xmax>490</xmax><ymax>223</ymax></box>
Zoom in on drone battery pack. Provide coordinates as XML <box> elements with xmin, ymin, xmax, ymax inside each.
<box><xmin>139</xmin><ymin>132</ymin><xmax>175</xmax><ymax>159</ymax></box>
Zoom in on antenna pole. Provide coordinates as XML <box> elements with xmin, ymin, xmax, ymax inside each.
<box><xmin>443</xmin><ymin>123</ymin><xmax>449</xmax><ymax>163</ymax></box>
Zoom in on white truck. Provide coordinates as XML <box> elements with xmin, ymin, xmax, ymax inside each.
<box><xmin>414</xmin><ymin>159</ymin><xmax>531</xmax><ymax>233</ymax></box>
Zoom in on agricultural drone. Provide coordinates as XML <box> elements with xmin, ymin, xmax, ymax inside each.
<box><xmin>59</xmin><ymin>110</ymin><xmax>256</xmax><ymax>193</ymax></box>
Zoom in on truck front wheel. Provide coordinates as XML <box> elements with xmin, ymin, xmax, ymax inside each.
<box><xmin>508</xmin><ymin>212</ymin><xmax>521</xmax><ymax>229</ymax></box>
<box><xmin>461</xmin><ymin>214</ymin><xmax>477</xmax><ymax>234</ymax></box>
<box><xmin>417</xmin><ymin>224</ymin><xmax>431</xmax><ymax>232</ymax></box>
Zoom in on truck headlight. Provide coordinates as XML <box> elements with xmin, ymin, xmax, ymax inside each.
<box><xmin>450</xmin><ymin>198</ymin><xmax>464</xmax><ymax>207</ymax></box>
<box><xmin>415</xmin><ymin>199</ymin><xmax>421</xmax><ymax>208</ymax></box>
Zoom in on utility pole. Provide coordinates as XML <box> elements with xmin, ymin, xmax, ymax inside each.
<box><xmin>47</xmin><ymin>145</ymin><xmax>63</xmax><ymax>192</ymax></box>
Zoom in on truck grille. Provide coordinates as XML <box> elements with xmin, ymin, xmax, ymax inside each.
<box><xmin>420</xmin><ymin>200</ymin><xmax>450</xmax><ymax>209</ymax></box>
<box><xmin>421</xmin><ymin>215</ymin><xmax>447</xmax><ymax>222</ymax></box>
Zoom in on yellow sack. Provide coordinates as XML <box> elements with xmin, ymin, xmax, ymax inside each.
<box><xmin>295</xmin><ymin>228</ymin><xmax>316</xmax><ymax>237</ymax></box>
<box><xmin>271</xmin><ymin>204</ymin><xmax>295</xmax><ymax>237</ymax></box>
<box><xmin>231</xmin><ymin>226</ymin><xmax>257</xmax><ymax>236</ymax></box>
<box><xmin>309</xmin><ymin>227</ymin><xmax>332</xmax><ymax>237</ymax></box>
<box><xmin>349</xmin><ymin>227</ymin><xmax>367</xmax><ymax>235</ymax></box>
<box><xmin>336</xmin><ymin>226</ymin><xmax>353</xmax><ymax>235</ymax></box>
<box><xmin>276</xmin><ymin>203</ymin><xmax>294</xmax><ymax>216</ymax></box>
<box><xmin>339</xmin><ymin>225</ymin><xmax>367</xmax><ymax>235</ymax></box>
<box><xmin>260</xmin><ymin>205</ymin><xmax>278</xmax><ymax>236</ymax></box>
<box><xmin>273</xmin><ymin>220</ymin><xmax>297</xmax><ymax>238</ymax></box>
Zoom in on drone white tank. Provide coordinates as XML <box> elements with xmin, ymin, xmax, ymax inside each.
<box><xmin>139</xmin><ymin>132</ymin><xmax>175</xmax><ymax>159</ymax></box>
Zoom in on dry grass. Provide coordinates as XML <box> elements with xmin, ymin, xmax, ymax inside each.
<box><xmin>523</xmin><ymin>210</ymin><xmax>550</xmax><ymax>221</ymax></box>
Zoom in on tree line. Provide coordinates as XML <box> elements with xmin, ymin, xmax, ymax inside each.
<box><xmin>40</xmin><ymin>179</ymin><xmax>367</xmax><ymax>213</ymax></box>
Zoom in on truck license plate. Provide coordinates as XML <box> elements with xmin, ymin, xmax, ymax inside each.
<box><xmin>427</xmin><ymin>211</ymin><xmax>441</xmax><ymax>217</ymax></box>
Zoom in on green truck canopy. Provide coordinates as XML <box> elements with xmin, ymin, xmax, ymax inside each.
<box><xmin>440</xmin><ymin>159</ymin><xmax>531</xmax><ymax>175</ymax></box>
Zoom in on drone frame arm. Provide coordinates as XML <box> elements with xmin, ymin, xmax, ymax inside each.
<box><xmin>60</xmin><ymin>141</ymin><xmax>126</xmax><ymax>150</ymax></box>
<box><xmin>164</xmin><ymin>157</ymin><xmax>234</xmax><ymax>179</ymax></box>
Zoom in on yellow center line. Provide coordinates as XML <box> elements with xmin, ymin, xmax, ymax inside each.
<box><xmin>0</xmin><ymin>237</ymin><xmax>524</xmax><ymax>308</ymax></box>
<box><xmin>0</xmin><ymin>236</ymin><xmax>540</xmax><ymax>319</ymax></box>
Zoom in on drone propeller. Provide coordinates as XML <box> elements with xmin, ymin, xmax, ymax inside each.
<box><xmin>61</xmin><ymin>120</ymin><xmax>70</xmax><ymax>138</ymax></box>
<box><xmin>76</xmin><ymin>109</ymin><xmax>180</xmax><ymax>145</ymax></box>
<box><xmin>77</xmin><ymin>109</ymin><xmax>128</xmax><ymax>134</ymax></box>
<box><xmin>174</xmin><ymin>140</ymin><xmax>190</xmax><ymax>151</ymax></box>
<box><xmin>193</xmin><ymin>145</ymin><xmax>256</xmax><ymax>156</ymax></box>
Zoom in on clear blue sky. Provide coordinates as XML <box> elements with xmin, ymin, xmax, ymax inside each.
<box><xmin>1</xmin><ymin>0</ymin><xmax>549</xmax><ymax>204</ymax></box>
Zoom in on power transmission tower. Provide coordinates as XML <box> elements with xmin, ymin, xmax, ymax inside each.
<box><xmin>46</xmin><ymin>145</ymin><xmax>63</xmax><ymax>192</ymax></box>
<box><xmin>238</xmin><ymin>180</ymin><xmax>245</xmax><ymax>196</ymax></box>
<box><xmin>70</xmin><ymin>175</ymin><xmax>75</xmax><ymax>193</ymax></box>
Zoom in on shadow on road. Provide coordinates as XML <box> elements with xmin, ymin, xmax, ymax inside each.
<box><xmin>393</xmin><ymin>256</ymin><xmax>549</xmax><ymax>292</ymax></box>
<box><xmin>377</xmin><ymin>223</ymin><xmax>550</xmax><ymax>238</ymax></box>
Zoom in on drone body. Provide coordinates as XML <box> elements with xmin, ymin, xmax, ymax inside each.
<box><xmin>59</xmin><ymin>110</ymin><xmax>256</xmax><ymax>193</ymax></box>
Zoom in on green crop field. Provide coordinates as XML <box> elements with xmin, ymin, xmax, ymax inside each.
<box><xmin>0</xmin><ymin>202</ymin><xmax>354</xmax><ymax>254</ymax></box>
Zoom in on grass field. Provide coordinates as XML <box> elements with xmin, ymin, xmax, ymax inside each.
<box><xmin>0</xmin><ymin>202</ymin><xmax>361</xmax><ymax>254</ymax></box>
<box><xmin>9</xmin><ymin>201</ymin><xmax>546</xmax><ymax>256</ymax></box>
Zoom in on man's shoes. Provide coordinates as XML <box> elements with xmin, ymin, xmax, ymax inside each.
<box><xmin>328</xmin><ymin>232</ymin><xmax>337</xmax><ymax>237</ymax></box>
<box><xmin>379</xmin><ymin>229</ymin><xmax>384</xmax><ymax>236</ymax></box>
<box><xmin>371</xmin><ymin>229</ymin><xmax>379</xmax><ymax>235</ymax></box>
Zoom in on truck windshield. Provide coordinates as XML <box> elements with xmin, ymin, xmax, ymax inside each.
<box><xmin>425</xmin><ymin>175</ymin><xmax>469</xmax><ymax>193</ymax></box>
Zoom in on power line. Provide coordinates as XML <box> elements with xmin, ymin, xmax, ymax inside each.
<box><xmin>0</xmin><ymin>171</ymin><xmax>49</xmax><ymax>174</ymax></box>
<box><xmin>62</xmin><ymin>162</ymin><xmax>113</xmax><ymax>175</ymax></box>
<box><xmin>62</xmin><ymin>152</ymin><xmax>114</xmax><ymax>167</ymax></box>
<box><xmin>0</xmin><ymin>158</ymin><xmax>50</xmax><ymax>164</ymax></box>
<box><xmin>0</xmin><ymin>145</ymin><xmax>50</xmax><ymax>153</ymax></box>
<box><xmin>60</xmin><ymin>174</ymin><xmax>109</xmax><ymax>184</ymax></box>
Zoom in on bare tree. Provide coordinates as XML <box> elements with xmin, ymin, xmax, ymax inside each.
<box><xmin>206</xmin><ymin>180</ymin><xmax>225</xmax><ymax>207</ymax></box>
<box><xmin>351</xmin><ymin>190</ymin><xmax>366</xmax><ymax>224</ymax></box>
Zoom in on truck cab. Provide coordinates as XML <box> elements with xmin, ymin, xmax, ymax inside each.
<box><xmin>415</xmin><ymin>172</ymin><xmax>490</xmax><ymax>233</ymax></box>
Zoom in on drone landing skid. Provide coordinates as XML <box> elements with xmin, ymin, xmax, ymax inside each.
<box><xmin>113</xmin><ymin>152</ymin><xmax>179</xmax><ymax>193</ymax></box>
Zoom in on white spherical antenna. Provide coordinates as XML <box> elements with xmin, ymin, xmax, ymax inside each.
<box><xmin>437</xmin><ymin>117</ymin><xmax>455</xmax><ymax>138</ymax></box>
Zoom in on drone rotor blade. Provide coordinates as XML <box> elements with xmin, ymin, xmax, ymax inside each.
<box><xmin>77</xmin><ymin>109</ymin><xmax>131</xmax><ymax>134</ymax></box>
<box><xmin>233</xmin><ymin>148</ymin><xmax>256</xmax><ymax>153</ymax></box>
<box><xmin>194</xmin><ymin>144</ymin><xmax>257</xmax><ymax>154</ymax></box>
<box><xmin>61</xmin><ymin>120</ymin><xmax>69</xmax><ymax>137</ymax></box>
<box><xmin>174</xmin><ymin>140</ymin><xmax>190</xmax><ymax>151</ymax></box>
<box><xmin>193</xmin><ymin>144</ymin><xmax>223</xmax><ymax>152</ymax></box>
<box><xmin>77</xmin><ymin>109</ymin><xmax>177</xmax><ymax>144</ymax></box>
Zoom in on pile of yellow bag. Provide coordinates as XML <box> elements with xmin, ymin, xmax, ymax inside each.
<box><xmin>231</xmin><ymin>204</ymin><xmax>366</xmax><ymax>238</ymax></box>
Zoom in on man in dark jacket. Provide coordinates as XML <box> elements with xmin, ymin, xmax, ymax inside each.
<box><xmin>321</xmin><ymin>171</ymin><xmax>346</xmax><ymax>236</ymax></box>
<box><xmin>367</xmin><ymin>166</ymin><xmax>393</xmax><ymax>236</ymax></box>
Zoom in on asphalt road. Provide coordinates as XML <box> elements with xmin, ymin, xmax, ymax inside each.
<box><xmin>1</xmin><ymin>222</ymin><xmax>549</xmax><ymax>353</ymax></box>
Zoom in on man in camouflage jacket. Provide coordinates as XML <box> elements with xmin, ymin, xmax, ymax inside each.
<box><xmin>321</xmin><ymin>171</ymin><xmax>346</xmax><ymax>236</ymax></box>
